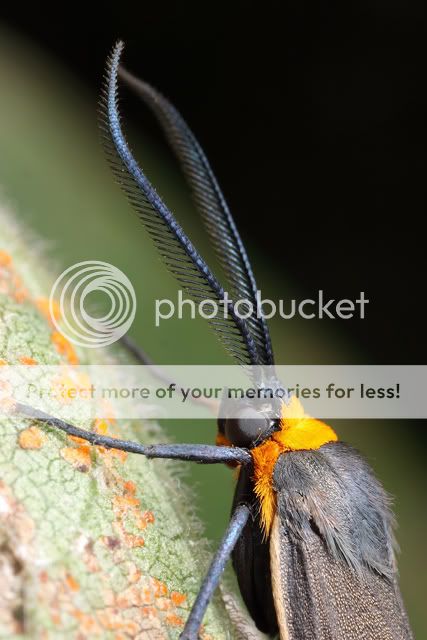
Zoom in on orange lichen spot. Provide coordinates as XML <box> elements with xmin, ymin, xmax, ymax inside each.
<box><xmin>171</xmin><ymin>591</ymin><xmax>187</xmax><ymax>608</ymax></box>
<box><xmin>140</xmin><ymin>586</ymin><xmax>153</xmax><ymax>604</ymax></box>
<box><xmin>93</xmin><ymin>419</ymin><xmax>126</xmax><ymax>461</ymax></box>
<box><xmin>143</xmin><ymin>510</ymin><xmax>155</xmax><ymax>524</ymax></box>
<box><xmin>98</xmin><ymin>399</ymin><xmax>117</xmax><ymax>423</ymax></box>
<box><xmin>0</xmin><ymin>359</ymin><xmax>7</xmax><ymax>365</ymax></box>
<box><xmin>12</xmin><ymin>274</ymin><xmax>23</xmax><ymax>288</ymax></box>
<box><xmin>141</xmin><ymin>606</ymin><xmax>157</xmax><ymax>618</ymax></box>
<box><xmin>123</xmin><ymin>533</ymin><xmax>145</xmax><ymax>548</ymax></box>
<box><xmin>116</xmin><ymin>585</ymin><xmax>142</xmax><ymax>608</ymax></box>
<box><xmin>120</xmin><ymin>621</ymin><xmax>139</xmax><ymax>636</ymax></box>
<box><xmin>68</xmin><ymin>435</ymin><xmax>88</xmax><ymax>445</ymax></box>
<box><xmin>60</xmin><ymin>445</ymin><xmax>92</xmax><ymax>471</ymax></box>
<box><xmin>0</xmin><ymin>379</ymin><xmax>15</xmax><ymax>412</ymax></box>
<box><xmin>13</xmin><ymin>288</ymin><xmax>28</xmax><ymax>303</ymax></box>
<box><xmin>252</xmin><ymin>396</ymin><xmax>338</xmax><ymax>537</ymax></box>
<box><xmin>152</xmin><ymin>578</ymin><xmax>168</xmax><ymax>598</ymax></box>
<box><xmin>51</xmin><ymin>331</ymin><xmax>79</xmax><ymax>364</ymax></box>
<box><xmin>135</xmin><ymin>513</ymin><xmax>148</xmax><ymax>531</ymax></box>
<box><xmin>198</xmin><ymin>625</ymin><xmax>210</xmax><ymax>639</ymax></box>
<box><xmin>105</xmin><ymin>468</ymin><xmax>156</xmax><ymax>559</ymax></box>
<box><xmin>113</xmin><ymin>494</ymin><xmax>140</xmax><ymax>512</ymax></box>
<box><xmin>36</xmin><ymin>297</ymin><xmax>61</xmax><ymax>322</ymax></box>
<box><xmin>128</xmin><ymin>564</ymin><xmax>142</xmax><ymax>585</ymax></box>
<box><xmin>97</xmin><ymin>610</ymin><xmax>139</xmax><ymax>635</ymax></box>
<box><xmin>0</xmin><ymin>251</ymin><xmax>12</xmax><ymax>267</ymax></box>
<box><xmin>71</xmin><ymin>609</ymin><xmax>101</xmax><ymax>634</ymax></box>
<box><xmin>51</xmin><ymin>331</ymin><xmax>66</xmax><ymax>351</ymax></box>
<box><xmin>52</xmin><ymin>368</ymin><xmax>92</xmax><ymax>404</ymax></box>
<box><xmin>123</xmin><ymin>480</ymin><xmax>137</xmax><ymax>495</ymax></box>
<box><xmin>51</xmin><ymin>612</ymin><xmax>61</xmax><ymax>625</ymax></box>
<box><xmin>65</xmin><ymin>573</ymin><xmax>80</xmax><ymax>592</ymax></box>
<box><xmin>18</xmin><ymin>426</ymin><xmax>46</xmax><ymax>450</ymax></box>
<box><xmin>107</xmin><ymin>447</ymin><xmax>128</xmax><ymax>463</ymax></box>
<box><xmin>156</xmin><ymin>597</ymin><xmax>172</xmax><ymax>611</ymax></box>
<box><xmin>134</xmin><ymin>513</ymin><xmax>147</xmax><ymax>530</ymax></box>
<box><xmin>94</xmin><ymin>418</ymin><xmax>109</xmax><ymax>435</ymax></box>
<box><xmin>19</xmin><ymin>355</ymin><xmax>37</xmax><ymax>365</ymax></box>
<box><xmin>165</xmin><ymin>613</ymin><xmax>184</xmax><ymax>628</ymax></box>
<box><xmin>134</xmin><ymin>509</ymin><xmax>155</xmax><ymax>531</ymax></box>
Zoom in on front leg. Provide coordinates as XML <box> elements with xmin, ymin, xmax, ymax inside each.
<box><xmin>14</xmin><ymin>402</ymin><xmax>252</xmax><ymax>465</ymax></box>
<box><xmin>180</xmin><ymin>504</ymin><xmax>251</xmax><ymax>640</ymax></box>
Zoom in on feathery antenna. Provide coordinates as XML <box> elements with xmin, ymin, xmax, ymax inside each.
<box><xmin>100</xmin><ymin>41</ymin><xmax>261</xmax><ymax>369</ymax></box>
<box><xmin>118</xmin><ymin>66</ymin><xmax>274</xmax><ymax>366</ymax></box>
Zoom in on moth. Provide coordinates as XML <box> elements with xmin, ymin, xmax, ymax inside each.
<box><xmin>16</xmin><ymin>40</ymin><xmax>414</xmax><ymax>640</ymax></box>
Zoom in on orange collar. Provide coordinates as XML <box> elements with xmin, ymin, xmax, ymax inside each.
<box><xmin>215</xmin><ymin>396</ymin><xmax>337</xmax><ymax>537</ymax></box>
<box><xmin>252</xmin><ymin>396</ymin><xmax>337</xmax><ymax>537</ymax></box>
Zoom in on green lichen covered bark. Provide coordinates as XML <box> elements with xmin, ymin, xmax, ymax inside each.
<box><xmin>0</xmin><ymin>206</ymin><xmax>263</xmax><ymax>639</ymax></box>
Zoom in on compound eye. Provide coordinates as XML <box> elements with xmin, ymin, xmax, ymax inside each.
<box><xmin>225</xmin><ymin>407</ymin><xmax>269</xmax><ymax>447</ymax></box>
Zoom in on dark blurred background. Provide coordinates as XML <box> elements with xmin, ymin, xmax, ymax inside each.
<box><xmin>0</xmin><ymin>1</ymin><xmax>426</xmax><ymax>635</ymax></box>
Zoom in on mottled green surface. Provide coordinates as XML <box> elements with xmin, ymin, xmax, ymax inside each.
<box><xmin>0</xmin><ymin>206</ymin><xmax>260</xmax><ymax>639</ymax></box>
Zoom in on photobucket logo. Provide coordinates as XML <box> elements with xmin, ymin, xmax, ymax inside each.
<box><xmin>49</xmin><ymin>261</ymin><xmax>136</xmax><ymax>348</ymax></box>
<box><xmin>155</xmin><ymin>290</ymin><xmax>369</xmax><ymax>326</ymax></box>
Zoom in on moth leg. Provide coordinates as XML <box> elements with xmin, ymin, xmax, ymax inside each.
<box><xmin>120</xmin><ymin>334</ymin><xmax>167</xmax><ymax>371</ymax></box>
<box><xmin>180</xmin><ymin>504</ymin><xmax>250</xmax><ymax>640</ymax></box>
<box><xmin>14</xmin><ymin>403</ymin><xmax>251</xmax><ymax>465</ymax></box>
<box><xmin>120</xmin><ymin>334</ymin><xmax>218</xmax><ymax>413</ymax></box>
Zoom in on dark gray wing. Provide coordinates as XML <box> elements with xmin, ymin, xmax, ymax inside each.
<box><xmin>271</xmin><ymin>515</ymin><xmax>413</xmax><ymax>640</ymax></box>
<box><xmin>271</xmin><ymin>443</ymin><xmax>413</xmax><ymax>640</ymax></box>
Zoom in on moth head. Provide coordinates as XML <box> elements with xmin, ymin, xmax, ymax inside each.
<box><xmin>218</xmin><ymin>402</ymin><xmax>281</xmax><ymax>448</ymax></box>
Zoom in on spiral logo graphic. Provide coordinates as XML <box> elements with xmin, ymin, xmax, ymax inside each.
<box><xmin>49</xmin><ymin>261</ymin><xmax>137</xmax><ymax>348</ymax></box>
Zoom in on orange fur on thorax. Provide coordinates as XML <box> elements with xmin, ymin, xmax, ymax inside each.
<box><xmin>252</xmin><ymin>396</ymin><xmax>337</xmax><ymax>537</ymax></box>
<box><xmin>215</xmin><ymin>396</ymin><xmax>337</xmax><ymax>537</ymax></box>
